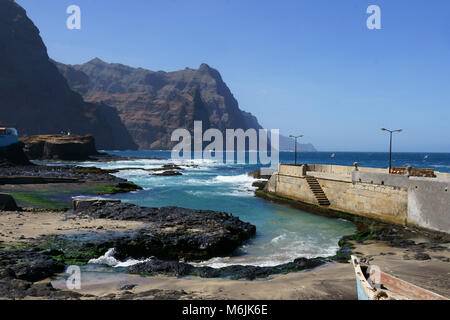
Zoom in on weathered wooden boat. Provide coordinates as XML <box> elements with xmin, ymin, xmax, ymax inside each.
<box><xmin>351</xmin><ymin>255</ymin><xmax>448</xmax><ymax>300</ymax></box>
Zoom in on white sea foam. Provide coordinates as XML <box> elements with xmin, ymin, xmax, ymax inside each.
<box><xmin>191</xmin><ymin>232</ymin><xmax>341</xmax><ymax>268</ymax></box>
<box><xmin>88</xmin><ymin>248</ymin><xmax>151</xmax><ymax>268</ymax></box>
<box><xmin>185</xmin><ymin>178</ymin><xmax>220</xmax><ymax>185</ymax></box>
<box><xmin>214</xmin><ymin>174</ymin><xmax>255</xmax><ymax>184</ymax></box>
<box><xmin>270</xmin><ymin>234</ymin><xmax>287</xmax><ymax>244</ymax></box>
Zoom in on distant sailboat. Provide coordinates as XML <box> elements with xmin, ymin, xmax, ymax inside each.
<box><xmin>331</xmin><ymin>153</ymin><xmax>336</xmax><ymax>158</ymax></box>
<box><xmin>424</xmin><ymin>154</ymin><xmax>429</xmax><ymax>159</ymax></box>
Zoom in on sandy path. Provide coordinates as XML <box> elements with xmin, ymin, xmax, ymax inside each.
<box><xmin>51</xmin><ymin>263</ymin><xmax>357</xmax><ymax>300</ymax></box>
<box><xmin>51</xmin><ymin>242</ymin><xmax>450</xmax><ymax>300</ymax></box>
<box><xmin>1</xmin><ymin>210</ymin><xmax>449</xmax><ymax>300</ymax></box>
<box><xmin>0</xmin><ymin>211</ymin><xmax>145</xmax><ymax>243</ymax></box>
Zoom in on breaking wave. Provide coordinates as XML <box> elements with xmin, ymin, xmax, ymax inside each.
<box><xmin>88</xmin><ymin>248</ymin><xmax>151</xmax><ymax>268</ymax></box>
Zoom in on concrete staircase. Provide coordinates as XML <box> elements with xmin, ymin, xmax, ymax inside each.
<box><xmin>305</xmin><ymin>176</ymin><xmax>330</xmax><ymax>206</ymax></box>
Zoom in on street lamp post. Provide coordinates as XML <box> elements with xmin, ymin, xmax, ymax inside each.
<box><xmin>381</xmin><ymin>128</ymin><xmax>402</xmax><ymax>173</ymax></box>
<box><xmin>289</xmin><ymin>135</ymin><xmax>303</xmax><ymax>165</ymax></box>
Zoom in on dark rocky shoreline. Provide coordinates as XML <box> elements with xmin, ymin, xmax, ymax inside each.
<box><xmin>0</xmin><ymin>164</ymin><xmax>120</xmax><ymax>181</ymax></box>
<box><xmin>0</xmin><ymin>199</ymin><xmax>258</xmax><ymax>299</ymax></box>
<box><xmin>1</xmin><ymin>141</ymin><xmax>448</xmax><ymax>299</ymax></box>
<box><xmin>0</xmin><ymin>247</ymin><xmax>84</xmax><ymax>299</ymax></box>
<box><xmin>68</xmin><ymin>200</ymin><xmax>257</xmax><ymax>262</ymax></box>
<box><xmin>126</xmin><ymin>256</ymin><xmax>326</xmax><ymax>280</ymax></box>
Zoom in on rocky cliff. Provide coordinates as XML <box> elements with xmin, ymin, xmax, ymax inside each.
<box><xmin>21</xmin><ymin>134</ymin><xmax>98</xmax><ymax>161</ymax></box>
<box><xmin>56</xmin><ymin>59</ymin><xmax>264</xmax><ymax>150</ymax></box>
<box><xmin>0</xmin><ymin>0</ymin><xmax>137</xmax><ymax>150</ymax></box>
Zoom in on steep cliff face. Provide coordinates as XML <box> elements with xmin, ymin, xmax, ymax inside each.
<box><xmin>0</xmin><ymin>0</ymin><xmax>137</xmax><ymax>150</ymax></box>
<box><xmin>57</xmin><ymin>58</ymin><xmax>263</xmax><ymax>150</ymax></box>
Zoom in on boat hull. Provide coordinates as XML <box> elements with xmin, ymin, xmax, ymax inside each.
<box><xmin>0</xmin><ymin>135</ymin><xmax>19</xmax><ymax>147</ymax></box>
<box><xmin>351</xmin><ymin>255</ymin><xmax>448</xmax><ymax>300</ymax></box>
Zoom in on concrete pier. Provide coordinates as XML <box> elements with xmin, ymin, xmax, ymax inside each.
<box><xmin>265</xmin><ymin>164</ymin><xmax>450</xmax><ymax>234</ymax></box>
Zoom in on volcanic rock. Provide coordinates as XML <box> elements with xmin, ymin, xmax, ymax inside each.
<box><xmin>153</xmin><ymin>170</ymin><xmax>182</xmax><ymax>176</ymax></box>
<box><xmin>0</xmin><ymin>193</ymin><xmax>19</xmax><ymax>211</ymax></box>
<box><xmin>21</xmin><ymin>134</ymin><xmax>98</xmax><ymax>160</ymax></box>
<box><xmin>72</xmin><ymin>201</ymin><xmax>256</xmax><ymax>261</ymax></box>
<box><xmin>127</xmin><ymin>256</ymin><xmax>325</xmax><ymax>280</ymax></box>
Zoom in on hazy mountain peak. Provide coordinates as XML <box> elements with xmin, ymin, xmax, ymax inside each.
<box><xmin>88</xmin><ymin>57</ymin><xmax>106</xmax><ymax>65</ymax></box>
<box><xmin>198</xmin><ymin>63</ymin><xmax>212</xmax><ymax>71</ymax></box>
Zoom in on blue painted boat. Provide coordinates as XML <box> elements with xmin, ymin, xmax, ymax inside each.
<box><xmin>351</xmin><ymin>255</ymin><xmax>448</xmax><ymax>300</ymax></box>
<box><xmin>0</xmin><ymin>127</ymin><xmax>19</xmax><ymax>147</ymax></box>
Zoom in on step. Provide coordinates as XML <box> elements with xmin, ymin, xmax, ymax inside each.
<box><xmin>306</xmin><ymin>175</ymin><xmax>331</xmax><ymax>206</ymax></box>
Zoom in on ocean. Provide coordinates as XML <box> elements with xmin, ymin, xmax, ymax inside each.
<box><xmin>78</xmin><ymin>151</ymin><xmax>450</xmax><ymax>267</ymax></box>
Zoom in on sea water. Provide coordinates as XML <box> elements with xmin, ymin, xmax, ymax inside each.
<box><xmin>76</xmin><ymin>151</ymin><xmax>450</xmax><ymax>267</ymax></box>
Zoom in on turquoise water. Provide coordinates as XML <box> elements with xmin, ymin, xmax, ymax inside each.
<box><xmin>79</xmin><ymin>153</ymin><xmax>357</xmax><ymax>267</ymax></box>
<box><xmin>73</xmin><ymin>150</ymin><xmax>450</xmax><ymax>266</ymax></box>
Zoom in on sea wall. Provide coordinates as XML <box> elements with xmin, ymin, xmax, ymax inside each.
<box><xmin>319</xmin><ymin>178</ymin><xmax>408</xmax><ymax>225</ymax></box>
<box><xmin>407</xmin><ymin>177</ymin><xmax>450</xmax><ymax>233</ymax></box>
<box><xmin>266</xmin><ymin>164</ymin><xmax>449</xmax><ymax>233</ymax></box>
<box><xmin>307</xmin><ymin>164</ymin><xmax>387</xmax><ymax>176</ymax></box>
<box><xmin>352</xmin><ymin>171</ymin><xmax>409</xmax><ymax>188</ymax></box>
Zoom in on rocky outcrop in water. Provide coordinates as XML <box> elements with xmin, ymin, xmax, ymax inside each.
<box><xmin>71</xmin><ymin>201</ymin><xmax>256</xmax><ymax>261</ymax></box>
<box><xmin>153</xmin><ymin>170</ymin><xmax>182</xmax><ymax>176</ymax></box>
<box><xmin>21</xmin><ymin>134</ymin><xmax>98</xmax><ymax>161</ymax></box>
<box><xmin>252</xmin><ymin>180</ymin><xmax>267</xmax><ymax>190</ymax></box>
<box><xmin>0</xmin><ymin>0</ymin><xmax>137</xmax><ymax>150</ymax></box>
<box><xmin>126</xmin><ymin>257</ymin><xmax>325</xmax><ymax>280</ymax></box>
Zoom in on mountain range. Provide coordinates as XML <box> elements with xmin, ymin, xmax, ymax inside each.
<box><xmin>0</xmin><ymin>0</ymin><xmax>315</xmax><ymax>152</ymax></box>
<box><xmin>0</xmin><ymin>0</ymin><xmax>136</xmax><ymax>150</ymax></box>
<box><xmin>55</xmin><ymin>58</ymin><xmax>262</xmax><ymax>150</ymax></box>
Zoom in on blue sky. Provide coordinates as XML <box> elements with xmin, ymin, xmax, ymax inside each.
<box><xmin>16</xmin><ymin>0</ymin><xmax>450</xmax><ymax>152</ymax></box>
